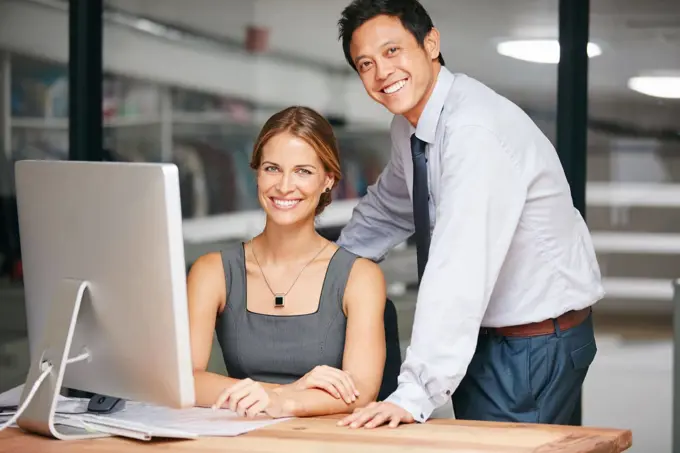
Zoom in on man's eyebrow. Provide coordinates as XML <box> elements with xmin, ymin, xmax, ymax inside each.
<box><xmin>354</xmin><ymin>54</ymin><xmax>368</xmax><ymax>65</ymax></box>
<box><xmin>354</xmin><ymin>40</ymin><xmax>398</xmax><ymax>64</ymax></box>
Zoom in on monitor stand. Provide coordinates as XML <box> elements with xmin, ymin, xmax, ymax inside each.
<box><xmin>16</xmin><ymin>279</ymin><xmax>110</xmax><ymax>440</ymax></box>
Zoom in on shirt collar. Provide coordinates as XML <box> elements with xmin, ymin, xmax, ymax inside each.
<box><xmin>412</xmin><ymin>66</ymin><xmax>454</xmax><ymax>144</ymax></box>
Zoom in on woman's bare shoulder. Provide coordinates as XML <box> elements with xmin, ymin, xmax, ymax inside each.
<box><xmin>187</xmin><ymin>251</ymin><xmax>227</xmax><ymax>311</ymax></box>
<box><xmin>343</xmin><ymin>253</ymin><xmax>386</xmax><ymax>311</ymax></box>
<box><xmin>189</xmin><ymin>252</ymin><xmax>223</xmax><ymax>276</ymax></box>
<box><xmin>347</xmin><ymin>256</ymin><xmax>385</xmax><ymax>287</ymax></box>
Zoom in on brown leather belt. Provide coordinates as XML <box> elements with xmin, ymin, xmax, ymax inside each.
<box><xmin>480</xmin><ymin>307</ymin><xmax>591</xmax><ymax>337</ymax></box>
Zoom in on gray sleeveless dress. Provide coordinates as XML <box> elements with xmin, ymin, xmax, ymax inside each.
<box><xmin>215</xmin><ymin>243</ymin><xmax>359</xmax><ymax>385</ymax></box>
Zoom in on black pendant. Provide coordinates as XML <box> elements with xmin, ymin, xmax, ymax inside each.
<box><xmin>275</xmin><ymin>295</ymin><xmax>285</xmax><ymax>307</ymax></box>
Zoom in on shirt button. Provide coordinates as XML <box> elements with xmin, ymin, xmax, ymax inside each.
<box><xmin>446</xmin><ymin>390</ymin><xmax>451</xmax><ymax>395</ymax></box>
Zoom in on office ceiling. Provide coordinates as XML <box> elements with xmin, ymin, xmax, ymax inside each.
<box><xmin>105</xmin><ymin>0</ymin><xmax>680</xmax><ymax>113</ymax></box>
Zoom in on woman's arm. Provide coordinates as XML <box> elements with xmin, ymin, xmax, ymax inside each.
<box><xmin>281</xmin><ymin>257</ymin><xmax>387</xmax><ymax>417</ymax></box>
<box><xmin>187</xmin><ymin>252</ymin><xmax>281</xmax><ymax>408</ymax></box>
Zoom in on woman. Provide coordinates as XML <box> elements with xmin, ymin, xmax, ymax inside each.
<box><xmin>186</xmin><ymin>106</ymin><xmax>387</xmax><ymax>420</ymax></box>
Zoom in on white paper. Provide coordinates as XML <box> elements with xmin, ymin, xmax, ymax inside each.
<box><xmin>66</xmin><ymin>414</ymin><xmax>198</xmax><ymax>440</ymax></box>
<box><xmin>0</xmin><ymin>384</ymin><xmax>89</xmax><ymax>429</ymax></box>
<box><xmin>87</xmin><ymin>401</ymin><xmax>289</xmax><ymax>437</ymax></box>
<box><xmin>1</xmin><ymin>385</ymin><xmax>288</xmax><ymax>437</ymax></box>
<box><xmin>0</xmin><ymin>384</ymin><xmax>26</xmax><ymax>408</ymax></box>
<box><xmin>0</xmin><ymin>384</ymin><xmax>84</xmax><ymax>417</ymax></box>
<box><xmin>0</xmin><ymin>384</ymin><xmax>71</xmax><ymax>407</ymax></box>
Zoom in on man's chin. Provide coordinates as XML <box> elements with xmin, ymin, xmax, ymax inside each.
<box><xmin>378</xmin><ymin>97</ymin><xmax>416</xmax><ymax>116</ymax></box>
<box><xmin>384</xmin><ymin>103</ymin><xmax>415</xmax><ymax>116</ymax></box>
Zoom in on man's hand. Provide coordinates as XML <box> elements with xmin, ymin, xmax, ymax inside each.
<box><xmin>337</xmin><ymin>401</ymin><xmax>415</xmax><ymax>429</ymax></box>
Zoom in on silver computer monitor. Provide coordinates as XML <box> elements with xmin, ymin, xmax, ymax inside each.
<box><xmin>13</xmin><ymin>160</ymin><xmax>195</xmax><ymax>439</ymax></box>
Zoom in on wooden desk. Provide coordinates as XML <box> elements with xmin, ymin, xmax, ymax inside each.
<box><xmin>0</xmin><ymin>415</ymin><xmax>632</xmax><ymax>452</ymax></box>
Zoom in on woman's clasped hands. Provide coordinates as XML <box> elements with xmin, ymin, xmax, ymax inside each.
<box><xmin>212</xmin><ymin>365</ymin><xmax>359</xmax><ymax>419</ymax></box>
<box><xmin>291</xmin><ymin>365</ymin><xmax>360</xmax><ymax>404</ymax></box>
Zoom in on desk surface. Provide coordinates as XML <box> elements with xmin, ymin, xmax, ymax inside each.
<box><xmin>0</xmin><ymin>415</ymin><xmax>632</xmax><ymax>452</ymax></box>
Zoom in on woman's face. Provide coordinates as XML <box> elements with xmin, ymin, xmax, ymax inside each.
<box><xmin>256</xmin><ymin>131</ymin><xmax>333</xmax><ymax>227</ymax></box>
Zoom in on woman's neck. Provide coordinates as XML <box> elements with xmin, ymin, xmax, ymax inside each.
<box><xmin>254</xmin><ymin>220</ymin><xmax>326</xmax><ymax>264</ymax></box>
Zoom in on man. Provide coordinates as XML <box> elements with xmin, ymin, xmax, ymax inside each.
<box><xmin>334</xmin><ymin>0</ymin><xmax>605</xmax><ymax>429</ymax></box>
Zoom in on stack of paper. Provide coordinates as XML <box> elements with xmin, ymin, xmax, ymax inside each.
<box><xmin>0</xmin><ymin>384</ymin><xmax>89</xmax><ymax>427</ymax></box>
<box><xmin>84</xmin><ymin>401</ymin><xmax>290</xmax><ymax>437</ymax></box>
<box><xmin>0</xmin><ymin>384</ymin><xmax>289</xmax><ymax>439</ymax></box>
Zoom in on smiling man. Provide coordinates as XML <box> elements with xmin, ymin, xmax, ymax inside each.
<box><xmin>334</xmin><ymin>0</ymin><xmax>605</xmax><ymax>429</ymax></box>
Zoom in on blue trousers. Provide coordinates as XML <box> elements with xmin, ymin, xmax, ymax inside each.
<box><xmin>451</xmin><ymin>312</ymin><xmax>597</xmax><ymax>424</ymax></box>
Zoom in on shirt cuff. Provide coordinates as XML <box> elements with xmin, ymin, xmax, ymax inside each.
<box><xmin>384</xmin><ymin>382</ymin><xmax>440</xmax><ymax>423</ymax></box>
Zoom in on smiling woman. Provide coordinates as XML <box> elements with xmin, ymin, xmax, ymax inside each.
<box><xmin>185</xmin><ymin>106</ymin><xmax>388</xmax><ymax>420</ymax></box>
<box><xmin>249</xmin><ymin>106</ymin><xmax>342</xmax><ymax>219</ymax></box>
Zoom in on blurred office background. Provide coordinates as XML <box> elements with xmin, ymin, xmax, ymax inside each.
<box><xmin>0</xmin><ymin>0</ymin><xmax>678</xmax><ymax>451</ymax></box>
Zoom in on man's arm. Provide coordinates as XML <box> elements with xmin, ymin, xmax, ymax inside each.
<box><xmin>385</xmin><ymin>124</ymin><xmax>527</xmax><ymax>422</ymax></box>
<box><xmin>336</xmin><ymin>119</ymin><xmax>414</xmax><ymax>261</ymax></box>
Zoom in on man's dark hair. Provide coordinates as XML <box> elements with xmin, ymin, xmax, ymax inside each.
<box><xmin>338</xmin><ymin>0</ymin><xmax>445</xmax><ymax>71</ymax></box>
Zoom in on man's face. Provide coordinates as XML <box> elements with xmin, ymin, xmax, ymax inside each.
<box><xmin>349</xmin><ymin>15</ymin><xmax>440</xmax><ymax>123</ymax></box>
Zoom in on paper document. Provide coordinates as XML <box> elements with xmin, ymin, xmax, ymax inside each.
<box><xmin>1</xmin><ymin>384</ymin><xmax>288</xmax><ymax>437</ymax></box>
<box><xmin>0</xmin><ymin>384</ymin><xmax>90</xmax><ymax>429</ymax></box>
<box><xmin>68</xmin><ymin>414</ymin><xmax>200</xmax><ymax>440</ymax></box>
<box><xmin>1</xmin><ymin>384</ymin><xmax>86</xmax><ymax>414</ymax></box>
<box><xmin>88</xmin><ymin>401</ymin><xmax>290</xmax><ymax>437</ymax></box>
<box><xmin>1</xmin><ymin>384</ymin><xmax>71</xmax><ymax>408</ymax></box>
<box><xmin>0</xmin><ymin>384</ymin><xmax>27</xmax><ymax>408</ymax></box>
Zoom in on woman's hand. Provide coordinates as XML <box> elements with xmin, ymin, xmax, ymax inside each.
<box><xmin>287</xmin><ymin>365</ymin><xmax>360</xmax><ymax>405</ymax></box>
<box><xmin>213</xmin><ymin>378</ymin><xmax>293</xmax><ymax>419</ymax></box>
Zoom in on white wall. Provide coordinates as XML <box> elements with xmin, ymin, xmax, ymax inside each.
<box><xmin>583</xmin><ymin>336</ymin><xmax>672</xmax><ymax>453</ymax></box>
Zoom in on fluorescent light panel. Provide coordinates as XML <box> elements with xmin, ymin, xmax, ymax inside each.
<box><xmin>627</xmin><ymin>76</ymin><xmax>680</xmax><ymax>99</ymax></box>
<box><xmin>496</xmin><ymin>39</ymin><xmax>602</xmax><ymax>64</ymax></box>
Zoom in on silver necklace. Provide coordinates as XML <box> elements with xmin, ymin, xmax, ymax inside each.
<box><xmin>250</xmin><ymin>239</ymin><xmax>331</xmax><ymax>308</ymax></box>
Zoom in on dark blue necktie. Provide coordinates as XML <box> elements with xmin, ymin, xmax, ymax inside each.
<box><xmin>410</xmin><ymin>134</ymin><xmax>430</xmax><ymax>284</ymax></box>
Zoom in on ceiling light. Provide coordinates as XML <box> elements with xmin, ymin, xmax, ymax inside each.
<box><xmin>627</xmin><ymin>76</ymin><xmax>680</xmax><ymax>99</ymax></box>
<box><xmin>496</xmin><ymin>39</ymin><xmax>602</xmax><ymax>64</ymax></box>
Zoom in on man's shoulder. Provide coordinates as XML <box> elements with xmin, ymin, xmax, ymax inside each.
<box><xmin>444</xmin><ymin>73</ymin><xmax>501</xmax><ymax>114</ymax></box>
<box><xmin>441</xmin><ymin>72</ymin><xmax>523</xmax><ymax>132</ymax></box>
<box><xmin>448</xmin><ymin>72</ymin><xmax>502</xmax><ymax>100</ymax></box>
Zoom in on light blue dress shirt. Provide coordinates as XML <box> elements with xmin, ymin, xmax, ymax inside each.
<box><xmin>336</xmin><ymin>66</ymin><xmax>605</xmax><ymax>422</ymax></box>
